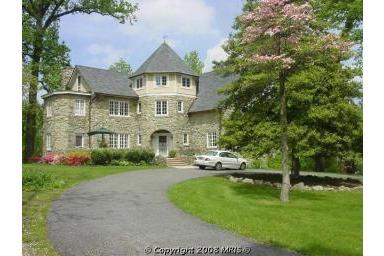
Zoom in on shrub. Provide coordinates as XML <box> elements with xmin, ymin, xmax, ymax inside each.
<box><xmin>41</xmin><ymin>153</ymin><xmax>64</xmax><ymax>165</ymax></box>
<box><xmin>168</xmin><ymin>149</ymin><xmax>177</xmax><ymax>158</ymax></box>
<box><xmin>22</xmin><ymin>169</ymin><xmax>65</xmax><ymax>191</ymax></box>
<box><xmin>110</xmin><ymin>149</ymin><xmax>125</xmax><ymax>161</ymax></box>
<box><xmin>29</xmin><ymin>155</ymin><xmax>42</xmax><ymax>163</ymax></box>
<box><xmin>63</xmin><ymin>151</ymin><xmax>90</xmax><ymax>166</ymax></box>
<box><xmin>90</xmin><ymin>149</ymin><xmax>111</xmax><ymax>165</ymax></box>
<box><xmin>125</xmin><ymin>149</ymin><xmax>141</xmax><ymax>163</ymax></box>
<box><xmin>154</xmin><ymin>155</ymin><xmax>167</xmax><ymax>165</ymax></box>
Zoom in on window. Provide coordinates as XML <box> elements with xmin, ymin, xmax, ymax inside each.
<box><xmin>109</xmin><ymin>134</ymin><xmax>129</xmax><ymax>148</ymax></box>
<box><xmin>177</xmin><ymin>101</ymin><xmax>184</xmax><ymax>113</ymax></box>
<box><xmin>75</xmin><ymin>134</ymin><xmax>84</xmax><ymax>148</ymax></box>
<box><xmin>46</xmin><ymin>102</ymin><xmax>52</xmax><ymax>117</ymax></box>
<box><xmin>207</xmin><ymin>132</ymin><xmax>218</xmax><ymax>148</ymax></box>
<box><xmin>109</xmin><ymin>100</ymin><xmax>129</xmax><ymax>116</ymax></box>
<box><xmin>183</xmin><ymin>133</ymin><xmax>189</xmax><ymax>145</ymax></box>
<box><xmin>46</xmin><ymin>134</ymin><xmax>51</xmax><ymax>151</ymax></box>
<box><xmin>156</xmin><ymin>75</ymin><xmax>167</xmax><ymax>86</ymax></box>
<box><xmin>137</xmin><ymin>102</ymin><xmax>142</xmax><ymax>114</ymax></box>
<box><xmin>77</xmin><ymin>76</ymin><xmax>81</xmax><ymax>91</ymax></box>
<box><xmin>156</xmin><ymin>100</ymin><xmax>168</xmax><ymax>116</ymax></box>
<box><xmin>137</xmin><ymin>134</ymin><xmax>142</xmax><ymax>146</ymax></box>
<box><xmin>182</xmin><ymin>77</ymin><xmax>191</xmax><ymax>88</ymax></box>
<box><xmin>136</xmin><ymin>78</ymin><xmax>143</xmax><ymax>89</ymax></box>
<box><xmin>74</xmin><ymin>99</ymin><xmax>85</xmax><ymax>116</ymax></box>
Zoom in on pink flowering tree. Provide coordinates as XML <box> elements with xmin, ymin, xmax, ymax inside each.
<box><xmin>216</xmin><ymin>0</ymin><xmax>354</xmax><ymax>202</ymax></box>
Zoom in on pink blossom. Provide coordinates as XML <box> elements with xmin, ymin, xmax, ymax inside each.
<box><xmin>249</xmin><ymin>54</ymin><xmax>295</xmax><ymax>68</ymax></box>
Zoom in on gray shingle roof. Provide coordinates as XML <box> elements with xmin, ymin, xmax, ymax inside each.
<box><xmin>189</xmin><ymin>71</ymin><xmax>239</xmax><ymax>113</ymax></box>
<box><xmin>76</xmin><ymin>65</ymin><xmax>138</xmax><ymax>98</ymax></box>
<box><xmin>131</xmin><ymin>43</ymin><xmax>197</xmax><ymax>77</ymax></box>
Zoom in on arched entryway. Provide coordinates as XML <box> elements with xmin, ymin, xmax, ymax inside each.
<box><xmin>150</xmin><ymin>130</ymin><xmax>173</xmax><ymax>156</ymax></box>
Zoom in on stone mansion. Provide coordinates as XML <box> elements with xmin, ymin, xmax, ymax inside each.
<box><xmin>42</xmin><ymin>43</ymin><xmax>237</xmax><ymax>156</ymax></box>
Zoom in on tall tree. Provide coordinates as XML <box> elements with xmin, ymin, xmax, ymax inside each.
<box><xmin>184</xmin><ymin>50</ymin><xmax>204</xmax><ymax>75</ymax></box>
<box><xmin>109</xmin><ymin>58</ymin><xmax>133</xmax><ymax>74</ymax></box>
<box><xmin>22</xmin><ymin>0</ymin><xmax>138</xmax><ymax>161</ymax></box>
<box><xmin>216</xmin><ymin>0</ymin><xmax>352</xmax><ymax>202</ymax></box>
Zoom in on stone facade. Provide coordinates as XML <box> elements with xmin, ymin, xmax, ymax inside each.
<box><xmin>43</xmin><ymin>90</ymin><xmax>221</xmax><ymax>155</ymax></box>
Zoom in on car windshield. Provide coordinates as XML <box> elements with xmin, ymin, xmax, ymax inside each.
<box><xmin>204</xmin><ymin>151</ymin><xmax>218</xmax><ymax>156</ymax></box>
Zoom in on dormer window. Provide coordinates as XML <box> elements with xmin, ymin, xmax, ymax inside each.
<box><xmin>182</xmin><ymin>77</ymin><xmax>190</xmax><ymax>88</ymax></box>
<box><xmin>156</xmin><ymin>75</ymin><xmax>167</xmax><ymax>86</ymax></box>
<box><xmin>136</xmin><ymin>78</ymin><xmax>143</xmax><ymax>89</ymax></box>
<box><xmin>77</xmin><ymin>76</ymin><xmax>81</xmax><ymax>91</ymax></box>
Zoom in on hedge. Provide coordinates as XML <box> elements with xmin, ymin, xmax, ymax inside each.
<box><xmin>90</xmin><ymin>148</ymin><xmax>155</xmax><ymax>165</ymax></box>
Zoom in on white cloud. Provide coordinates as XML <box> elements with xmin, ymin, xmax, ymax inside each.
<box><xmin>203</xmin><ymin>39</ymin><xmax>228</xmax><ymax>72</ymax></box>
<box><xmin>87</xmin><ymin>44</ymin><xmax>130</xmax><ymax>67</ymax></box>
<box><xmin>122</xmin><ymin>0</ymin><xmax>218</xmax><ymax>39</ymax></box>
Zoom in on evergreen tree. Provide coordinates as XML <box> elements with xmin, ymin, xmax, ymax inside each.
<box><xmin>109</xmin><ymin>58</ymin><xmax>133</xmax><ymax>74</ymax></box>
<box><xmin>184</xmin><ymin>51</ymin><xmax>204</xmax><ymax>75</ymax></box>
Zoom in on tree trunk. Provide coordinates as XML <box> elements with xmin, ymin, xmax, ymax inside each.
<box><xmin>24</xmin><ymin>26</ymin><xmax>44</xmax><ymax>162</ymax></box>
<box><xmin>279</xmin><ymin>75</ymin><xmax>290</xmax><ymax>203</ymax></box>
<box><xmin>314</xmin><ymin>154</ymin><xmax>325</xmax><ymax>172</ymax></box>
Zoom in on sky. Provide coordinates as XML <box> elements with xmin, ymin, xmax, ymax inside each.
<box><xmin>59</xmin><ymin>0</ymin><xmax>244</xmax><ymax>73</ymax></box>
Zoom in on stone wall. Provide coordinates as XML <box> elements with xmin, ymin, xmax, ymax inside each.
<box><xmin>43</xmin><ymin>94</ymin><xmax>90</xmax><ymax>153</ymax></box>
<box><xmin>43</xmin><ymin>93</ymin><xmax>222</xmax><ymax>155</ymax></box>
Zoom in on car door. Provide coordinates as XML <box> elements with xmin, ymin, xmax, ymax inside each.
<box><xmin>219</xmin><ymin>152</ymin><xmax>231</xmax><ymax>168</ymax></box>
<box><xmin>227</xmin><ymin>152</ymin><xmax>239</xmax><ymax>169</ymax></box>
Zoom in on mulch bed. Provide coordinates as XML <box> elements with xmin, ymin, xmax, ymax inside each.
<box><xmin>229</xmin><ymin>172</ymin><xmax>362</xmax><ymax>188</ymax></box>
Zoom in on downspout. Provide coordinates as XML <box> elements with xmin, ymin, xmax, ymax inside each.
<box><xmin>88</xmin><ymin>93</ymin><xmax>97</xmax><ymax>149</ymax></box>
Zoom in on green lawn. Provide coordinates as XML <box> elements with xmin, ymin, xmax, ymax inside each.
<box><xmin>22</xmin><ymin>164</ymin><xmax>160</xmax><ymax>256</ymax></box>
<box><xmin>168</xmin><ymin>176</ymin><xmax>362</xmax><ymax>256</ymax></box>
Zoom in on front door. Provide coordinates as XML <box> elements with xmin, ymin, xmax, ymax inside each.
<box><xmin>158</xmin><ymin>136</ymin><xmax>168</xmax><ymax>156</ymax></box>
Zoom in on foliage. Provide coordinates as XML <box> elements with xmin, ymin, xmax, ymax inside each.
<box><xmin>111</xmin><ymin>160</ymin><xmax>151</xmax><ymax>166</ymax></box>
<box><xmin>22</xmin><ymin>102</ymin><xmax>43</xmax><ymax>158</ymax></box>
<box><xmin>109</xmin><ymin>58</ymin><xmax>133</xmax><ymax>74</ymax></box>
<box><xmin>168</xmin><ymin>149</ymin><xmax>177</xmax><ymax>158</ymax></box>
<box><xmin>184</xmin><ymin>50</ymin><xmax>204</xmax><ymax>75</ymax></box>
<box><xmin>169</xmin><ymin>176</ymin><xmax>363</xmax><ymax>256</ymax></box>
<box><xmin>216</xmin><ymin>0</ymin><xmax>361</xmax><ymax>200</ymax></box>
<box><xmin>90</xmin><ymin>149</ymin><xmax>111</xmax><ymax>165</ymax></box>
<box><xmin>62</xmin><ymin>151</ymin><xmax>91</xmax><ymax>166</ymax></box>
<box><xmin>90</xmin><ymin>148</ymin><xmax>155</xmax><ymax>165</ymax></box>
<box><xmin>40</xmin><ymin>153</ymin><xmax>64</xmax><ymax>165</ymax></box>
<box><xmin>23</xmin><ymin>169</ymin><xmax>64</xmax><ymax>191</ymax></box>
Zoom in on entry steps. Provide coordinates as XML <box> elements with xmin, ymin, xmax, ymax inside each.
<box><xmin>166</xmin><ymin>157</ymin><xmax>189</xmax><ymax>167</ymax></box>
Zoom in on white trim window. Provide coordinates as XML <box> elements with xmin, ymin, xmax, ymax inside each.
<box><xmin>207</xmin><ymin>132</ymin><xmax>218</xmax><ymax>148</ymax></box>
<box><xmin>46</xmin><ymin>134</ymin><xmax>52</xmax><ymax>151</ymax></box>
<box><xmin>77</xmin><ymin>76</ymin><xmax>81</xmax><ymax>91</ymax></box>
<box><xmin>177</xmin><ymin>101</ymin><xmax>184</xmax><ymax>113</ymax></box>
<box><xmin>109</xmin><ymin>100</ymin><xmax>129</xmax><ymax>116</ymax></box>
<box><xmin>183</xmin><ymin>133</ymin><xmax>189</xmax><ymax>145</ymax></box>
<box><xmin>75</xmin><ymin>134</ymin><xmax>84</xmax><ymax>148</ymax></box>
<box><xmin>46</xmin><ymin>102</ymin><xmax>52</xmax><ymax>117</ymax></box>
<box><xmin>137</xmin><ymin>134</ymin><xmax>142</xmax><ymax>146</ymax></box>
<box><xmin>137</xmin><ymin>102</ymin><xmax>142</xmax><ymax>114</ymax></box>
<box><xmin>182</xmin><ymin>77</ymin><xmax>191</xmax><ymax>88</ymax></box>
<box><xmin>109</xmin><ymin>134</ymin><xmax>130</xmax><ymax>148</ymax></box>
<box><xmin>136</xmin><ymin>78</ymin><xmax>143</xmax><ymax>89</ymax></box>
<box><xmin>74</xmin><ymin>99</ymin><xmax>86</xmax><ymax>116</ymax></box>
<box><xmin>155</xmin><ymin>100</ymin><xmax>168</xmax><ymax>116</ymax></box>
<box><xmin>156</xmin><ymin>75</ymin><xmax>167</xmax><ymax>86</ymax></box>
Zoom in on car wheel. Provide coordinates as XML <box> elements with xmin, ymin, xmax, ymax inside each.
<box><xmin>199</xmin><ymin>166</ymin><xmax>206</xmax><ymax>170</ymax></box>
<box><xmin>239</xmin><ymin>163</ymin><xmax>246</xmax><ymax>170</ymax></box>
<box><xmin>215</xmin><ymin>162</ymin><xmax>222</xmax><ymax>171</ymax></box>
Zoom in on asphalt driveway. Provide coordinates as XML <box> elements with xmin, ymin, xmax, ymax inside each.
<box><xmin>48</xmin><ymin>168</ymin><xmax>297</xmax><ymax>256</ymax></box>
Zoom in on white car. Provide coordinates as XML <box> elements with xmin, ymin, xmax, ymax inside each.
<box><xmin>194</xmin><ymin>150</ymin><xmax>248</xmax><ymax>170</ymax></box>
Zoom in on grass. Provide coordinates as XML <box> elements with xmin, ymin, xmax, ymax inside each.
<box><xmin>22</xmin><ymin>164</ymin><xmax>161</xmax><ymax>256</ymax></box>
<box><xmin>168</xmin><ymin>176</ymin><xmax>363</xmax><ymax>256</ymax></box>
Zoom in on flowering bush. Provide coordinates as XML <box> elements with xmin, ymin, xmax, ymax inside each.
<box><xmin>41</xmin><ymin>153</ymin><xmax>64</xmax><ymax>165</ymax></box>
<box><xmin>29</xmin><ymin>155</ymin><xmax>42</xmax><ymax>163</ymax></box>
<box><xmin>62</xmin><ymin>151</ymin><xmax>91</xmax><ymax>166</ymax></box>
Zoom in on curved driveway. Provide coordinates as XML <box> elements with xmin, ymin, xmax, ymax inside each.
<box><xmin>48</xmin><ymin>168</ymin><xmax>297</xmax><ymax>256</ymax></box>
